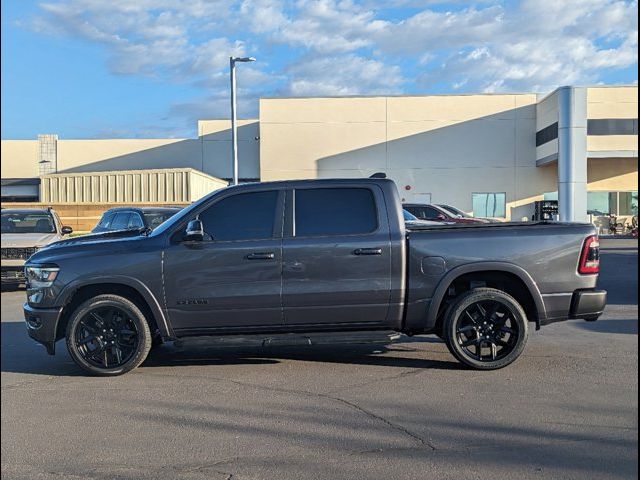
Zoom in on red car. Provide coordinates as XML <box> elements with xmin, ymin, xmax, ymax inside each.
<box><xmin>403</xmin><ymin>203</ymin><xmax>491</xmax><ymax>224</ymax></box>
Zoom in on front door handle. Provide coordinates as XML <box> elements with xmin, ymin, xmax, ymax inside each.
<box><xmin>353</xmin><ymin>248</ymin><xmax>383</xmax><ymax>256</ymax></box>
<box><xmin>246</xmin><ymin>252</ymin><xmax>275</xmax><ymax>260</ymax></box>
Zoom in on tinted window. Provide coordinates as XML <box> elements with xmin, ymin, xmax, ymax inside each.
<box><xmin>111</xmin><ymin>213</ymin><xmax>131</xmax><ymax>230</ymax></box>
<box><xmin>295</xmin><ymin>188</ymin><xmax>377</xmax><ymax>236</ymax></box>
<box><xmin>1</xmin><ymin>212</ymin><xmax>55</xmax><ymax>234</ymax></box>
<box><xmin>128</xmin><ymin>213</ymin><xmax>144</xmax><ymax>229</ymax></box>
<box><xmin>98</xmin><ymin>212</ymin><xmax>115</xmax><ymax>228</ymax></box>
<box><xmin>199</xmin><ymin>191</ymin><xmax>278</xmax><ymax>241</ymax></box>
<box><xmin>144</xmin><ymin>211</ymin><xmax>177</xmax><ymax>229</ymax></box>
<box><xmin>407</xmin><ymin>206</ymin><xmax>442</xmax><ymax>220</ymax></box>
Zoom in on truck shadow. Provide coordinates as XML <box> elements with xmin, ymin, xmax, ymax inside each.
<box><xmin>572</xmin><ymin>317</ymin><xmax>638</xmax><ymax>335</ymax></box>
<box><xmin>143</xmin><ymin>341</ymin><xmax>460</xmax><ymax>371</ymax></box>
<box><xmin>1</xmin><ymin>320</ymin><xmax>459</xmax><ymax>376</ymax></box>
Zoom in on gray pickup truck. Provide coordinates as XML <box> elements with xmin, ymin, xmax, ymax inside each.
<box><xmin>23</xmin><ymin>178</ymin><xmax>606</xmax><ymax>375</ymax></box>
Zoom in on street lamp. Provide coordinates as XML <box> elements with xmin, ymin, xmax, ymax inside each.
<box><xmin>230</xmin><ymin>56</ymin><xmax>256</xmax><ymax>185</ymax></box>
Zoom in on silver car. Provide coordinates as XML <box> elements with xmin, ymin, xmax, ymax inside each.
<box><xmin>1</xmin><ymin>208</ymin><xmax>72</xmax><ymax>286</ymax></box>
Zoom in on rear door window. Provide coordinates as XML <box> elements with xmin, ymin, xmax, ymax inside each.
<box><xmin>294</xmin><ymin>188</ymin><xmax>377</xmax><ymax>236</ymax></box>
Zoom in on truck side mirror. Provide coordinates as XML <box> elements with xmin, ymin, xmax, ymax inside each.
<box><xmin>61</xmin><ymin>226</ymin><xmax>73</xmax><ymax>235</ymax></box>
<box><xmin>437</xmin><ymin>214</ymin><xmax>447</xmax><ymax>221</ymax></box>
<box><xmin>184</xmin><ymin>219</ymin><xmax>205</xmax><ymax>242</ymax></box>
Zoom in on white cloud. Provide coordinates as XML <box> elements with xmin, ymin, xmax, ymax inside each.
<box><xmin>26</xmin><ymin>0</ymin><xmax>638</xmax><ymax>134</ymax></box>
<box><xmin>287</xmin><ymin>54</ymin><xmax>404</xmax><ymax>96</ymax></box>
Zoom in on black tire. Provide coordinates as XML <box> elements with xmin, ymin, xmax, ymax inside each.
<box><xmin>65</xmin><ymin>294</ymin><xmax>152</xmax><ymax>376</ymax></box>
<box><xmin>443</xmin><ymin>288</ymin><xmax>529</xmax><ymax>370</ymax></box>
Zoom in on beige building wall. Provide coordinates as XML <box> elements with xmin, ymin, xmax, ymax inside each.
<box><xmin>587</xmin><ymin>86</ymin><xmax>639</xmax><ymax>153</ymax></box>
<box><xmin>1</xmin><ymin>120</ymin><xmax>261</xmax><ymax>182</ymax></box>
<box><xmin>56</xmin><ymin>139</ymin><xmax>202</xmax><ymax>173</ymax></box>
<box><xmin>198</xmin><ymin>120</ymin><xmax>260</xmax><ymax>180</ymax></box>
<box><xmin>1</xmin><ymin>140</ymin><xmax>39</xmax><ymax>178</ymax></box>
<box><xmin>260</xmin><ymin>94</ymin><xmax>551</xmax><ymax>220</ymax></box>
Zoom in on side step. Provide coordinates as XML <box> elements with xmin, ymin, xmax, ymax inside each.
<box><xmin>174</xmin><ymin>331</ymin><xmax>401</xmax><ymax>349</ymax></box>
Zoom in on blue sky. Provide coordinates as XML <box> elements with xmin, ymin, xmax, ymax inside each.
<box><xmin>2</xmin><ymin>0</ymin><xmax>637</xmax><ymax>139</ymax></box>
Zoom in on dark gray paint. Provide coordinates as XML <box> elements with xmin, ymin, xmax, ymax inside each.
<box><xmin>23</xmin><ymin>178</ymin><xmax>605</xmax><ymax>354</ymax></box>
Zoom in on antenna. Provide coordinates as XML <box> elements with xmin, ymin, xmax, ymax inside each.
<box><xmin>369</xmin><ymin>172</ymin><xmax>387</xmax><ymax>179</ymax></box>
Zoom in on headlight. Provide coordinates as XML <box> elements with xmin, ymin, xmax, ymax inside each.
<box><xmin>25</xmin><ymin>265</ymin><xmax>59</xmax><ymax>289</ymax></box>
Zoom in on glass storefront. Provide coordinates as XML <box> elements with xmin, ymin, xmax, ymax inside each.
<box><xmin>543</xmin><ymin>191</ymin><xmax>638</xmax><ymax>216</ymax></box>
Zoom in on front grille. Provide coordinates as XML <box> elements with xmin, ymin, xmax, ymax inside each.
<box><xmin>1</xmin><ymin>268</ymin><xmax>25</xmax><ymax>280</ymax></box>
<box><xmin>1</xmin><ymin>247</ymin><xmax>38</xmax><ymax>260</ymax></box>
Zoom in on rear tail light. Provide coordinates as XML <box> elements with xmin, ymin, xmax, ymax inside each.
<box><xmin>578</xmin><ymin>235</ymin><xmax>600</xmax><ymax>274</ymax></box>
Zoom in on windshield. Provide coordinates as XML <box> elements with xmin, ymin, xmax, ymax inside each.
<box><xmin>403</xmin><ymin>209</ymin><xmax>419</xmax><ymax>221</ymax></box>
<box><xmin>1</xmin><ymin>212</ymin><xmax>55</xmax><ymax>234</ymax></box>
<box><xmin>143</xmin><ymin>211</ymin><xmax>179</xmax><ymax>229</ymax></box>
<box><xmin>437</xmin><ymin>204</ymin><xmax>473</xmax><ymax>218</ymax></box>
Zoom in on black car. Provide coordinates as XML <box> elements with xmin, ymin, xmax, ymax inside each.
<box><xmin>92</xmin><ymin>207</ymin><xmax>181</xmax><ymax>233</ymax></box>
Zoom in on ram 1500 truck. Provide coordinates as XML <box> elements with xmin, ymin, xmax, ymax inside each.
<box><xmin>23</xmin><ymin>178</ymin><xmax>606</xmax><ymax>375</ymax></box>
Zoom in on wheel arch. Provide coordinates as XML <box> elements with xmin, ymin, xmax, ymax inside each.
<box><xmin>55</xmin><ymin>276</ymin><xmax>173</xmax><ymax>342</ymax></box>
<box><xmin>426</xmin><ymin>262</ymin><xmax>546</xmax><ymax>332</ymax></box>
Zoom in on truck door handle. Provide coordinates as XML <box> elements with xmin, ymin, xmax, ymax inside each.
<box><xmin>246</xmin><ymin>252</ymin><xmax>275</xmax><ymax>260</ymax></box>
<box><xmin>353</xmin><ymin>248</ymin><xmax>383</xmax><ymax>256</ymax></box>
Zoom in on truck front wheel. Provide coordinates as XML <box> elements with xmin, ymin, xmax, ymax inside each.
<box><xmin>65</xmin><ymin>294</ymin><xmax>152</xmax><ymax>376</ymax></box>
<box><xmin>443</xmin><ymin>288</ymin><xmax>529</xmax><ymax>370</ymax></box>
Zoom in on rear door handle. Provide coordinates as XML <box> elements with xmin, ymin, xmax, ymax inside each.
<box><xmin>246</xmin><ymin>252</ymin><xmax>275</xmax><ymax>260</ymax></box>
<box><xmin>353</xmin><ymin>248</ymin><xmax>383</xmax><ymax>256</ymax></box>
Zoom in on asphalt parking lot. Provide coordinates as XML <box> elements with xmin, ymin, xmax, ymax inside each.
<box><xmin>1</xmin><ymin>238</ymin><xmax>637</xmax><ymax>480</ymax></box>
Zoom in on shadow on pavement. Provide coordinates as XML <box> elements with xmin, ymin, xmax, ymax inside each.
<box><xmin>573</xmin><ymin>317</ymin><xmax>638</xmax><ymax>335</ymax></box>
<box><xmin>143</xmin><ymin>341</ymin><xmax>460</xmax><ymax>371</ymax></box>
<box><xmin>1</xmin><ymin>320</ymin><xmax>459</xmax><ymax>376</ymax></box>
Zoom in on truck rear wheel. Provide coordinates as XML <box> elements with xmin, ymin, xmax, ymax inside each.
<box><xmin>65</xmin><ymin>294</ymin><xmax>152</xmax><ymax>376</ymax></box>
<box><xmin>443</xmin><ymin>288</ymin><xmax>529</xmax><ymax>370</ymax></box>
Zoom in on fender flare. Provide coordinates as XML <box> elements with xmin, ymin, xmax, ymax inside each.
<box><xmin>425</xmin><ymin>262</ymin><xmax>546</xmax><ymax>329</ymax></box>
<box><xmin>57</xmin><ymin>275</ymin><xmax>174</xmax><ymax>339</ymax></box>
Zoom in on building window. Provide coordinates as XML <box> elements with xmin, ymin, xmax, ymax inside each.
<box><xmin>544</xmin><ymin>191</ymin><xmax>638</xmax><ymax>217</ymax></box>
<box><xmin>587</xmin><ymin>119</ymin><xmax>638</xmax><ymax>136</ymax></box>
<box><xmin>619</xmin><ymin>192</ymin><xmax>638</xmax><ymax>216</ymax></box>
<box><xmin>536</xmin><ymin>122</ymin><xmax>559</xmax><ymax>146</ymax></box>
<box><xmin>587</xmin><ymin>191</ymin><xmax>638</xmax><ymax>216</ymax></box>
<box><xmin>472</xmin><ymin>193</ymin><xmax>506</xmax><ymax>218</ymax></box>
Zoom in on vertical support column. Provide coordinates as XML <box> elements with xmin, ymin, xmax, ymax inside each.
<box><xmin>557</xmin><ymin>86</ymin><xmax>588</xmax><ymax>222</ymax></box>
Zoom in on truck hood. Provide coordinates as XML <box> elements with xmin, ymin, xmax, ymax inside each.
<box><xmin>1</xmin><ymin>232</ymin><xmax>59</xmax><ymax>248</ymax></box>
<box><xmin>45</xmin><ymin>228</ymin><xmax>149</xmax><ymax>249</ymax></box>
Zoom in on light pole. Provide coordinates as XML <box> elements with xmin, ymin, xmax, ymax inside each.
<box><xmin>230</xmin><ymin>56</ymin><xmax>255</xmax><ymax>185</ymax></box>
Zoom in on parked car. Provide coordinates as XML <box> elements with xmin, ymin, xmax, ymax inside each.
<box><xmin>1</xmin><ymin>208</ymin><xmax>72</xmax><ymax>286</ymax></box>
<box><xmin>24</xmin><ymin>178</ymin><xmax>605</xmax><ymax>375</ymax></box>
<box><xmin>404</xmin><ymin>203</ymin><xmax>491</xmax><ymax>224</ymax></box>
<box><xmin>403</xmin><ymin>209</ymin><xmax>454</xmax><ymax>227</ymax></box>
<box><xmin>436</xmin><ymin>204</ymin><xmax>493</xmax><ymax>223</ymax></box>
<box><xmin>92</xmin><ymin>207</ymin><xmax>181</xmax><ymax>233</ymax></box>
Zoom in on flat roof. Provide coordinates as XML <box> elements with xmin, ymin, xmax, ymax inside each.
<box><xmin>261</xmin><ymin>85</ymin><xmax>638</xmax><ymax>101</ymax></box>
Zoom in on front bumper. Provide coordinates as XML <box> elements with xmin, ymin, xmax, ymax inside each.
<box><xmin>569</xmin><ymin>289</ymin><xmax>607</xmax><ymax>321</ymax></box>
<box><xmin>23</xmin><ymin>302</ymin><xmax>63</xmax><ymax>355</ymax></box>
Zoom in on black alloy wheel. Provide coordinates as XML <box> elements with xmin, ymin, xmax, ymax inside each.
<box><xmin>74</xmin><ymin>306</ymin><xmax>139</xmax><ymax>368</ymax></box>
<box><xmin>66</xmin><ymin>294</ymin><xmax>152</xmax><ymax>376</ymax></box>
<box><xmin>443</xmin><ymin>288</ymin><xmax>529</xmax><ymax>370</ymax></box>
<box><xmin>455</xmin><ymin>300</ymin><xmax>520</xmax><ymax>362</ymax></box>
